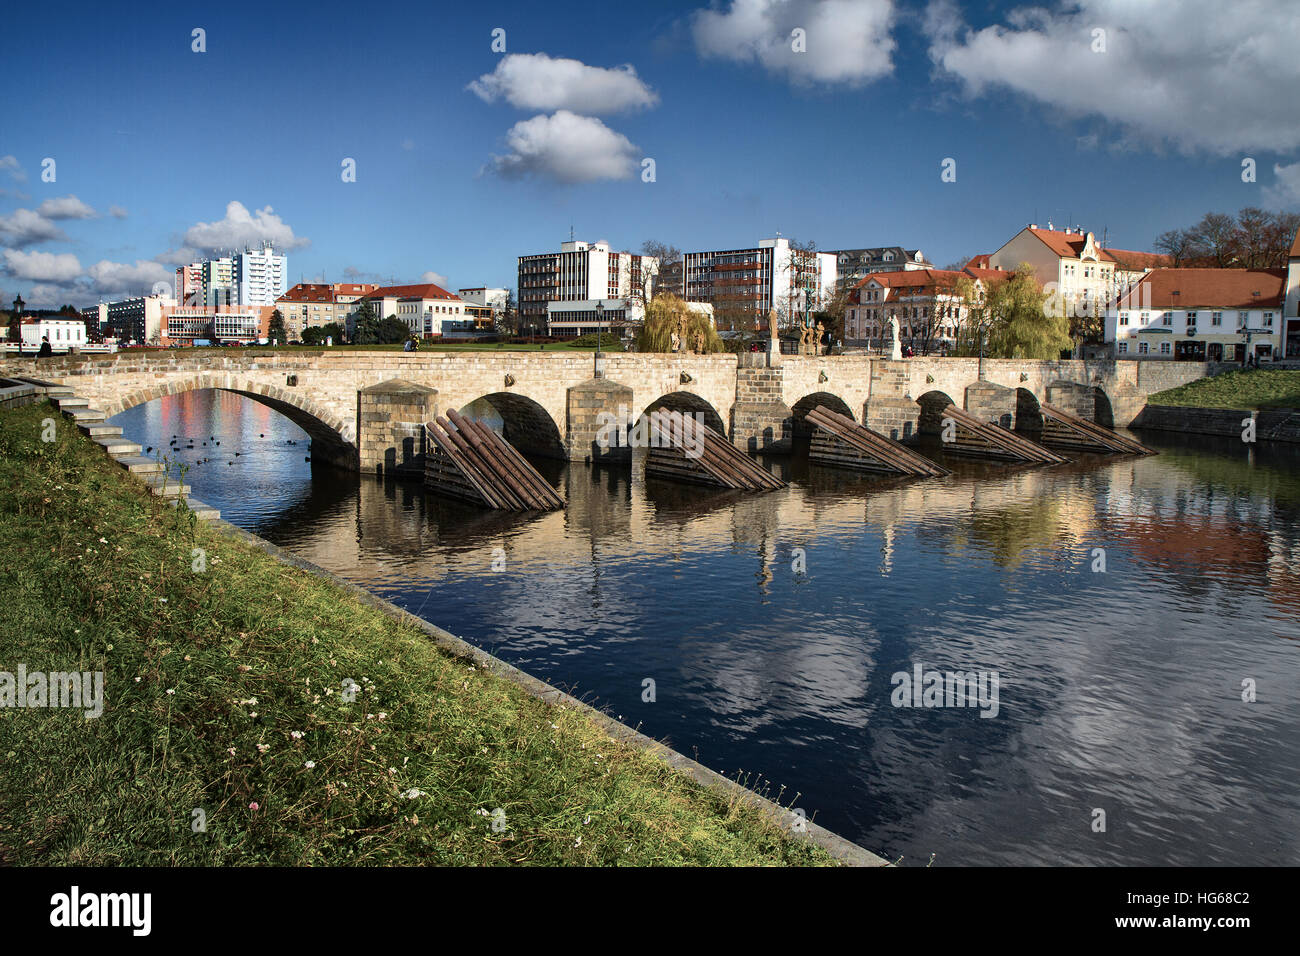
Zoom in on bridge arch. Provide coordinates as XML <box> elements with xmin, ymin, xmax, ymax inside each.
<box><xmin>790</xmin><ymin>391</ymin><xmax>855</xmax><ymax>439</ymax></box>
<box><xmin>104</xmin><ymin>375</ymin><xmax>356</xmax><ymax>465</ymax></box>
<box><xmin>459</xmin><ymin>391</ymin><xmax>565</xmax><ymax>459</ymax></box>
<box><xmin>1015</xmin><ymin>388</ymin><xmax>1044</xmax><ymax>433</ymax></box>
<box><xmin>641</xmin><ymin>390</ymin><xmax>727</xmax><ymax>437</ymax></box>
<box><xmin>916</xmin><ymin>389</ymin><xmax>958</xmax><ymax>436</ymax></box>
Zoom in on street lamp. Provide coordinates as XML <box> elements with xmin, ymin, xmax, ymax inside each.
<box><xmin>594</xmin><ymin>300</ymin><xmax>605</xmax><ymax>378</ymax></box>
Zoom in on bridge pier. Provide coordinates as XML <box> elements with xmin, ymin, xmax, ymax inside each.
<box><xmin>964</xmin><ymin>382</ymin><xmax>1017</xmax><ymax>429</ymax></box>
<box><xmin>731</xmin><ymin>358</ymin><xmax>792</xmax><ymax>453</ymax></box>
<box><xmin>358</xmin><ymin>379</ymin><xmax>436</xmax><ymax>477</ymax></box>
<box><xmin>1045</xmin><ymin>381</ymin><xmax>1096</xmax><ymax>421</ymax></box>
<box><xmin>566</xmin><ymin>377</ymin><xmax>633</xmax><ymax>464</ymax></box>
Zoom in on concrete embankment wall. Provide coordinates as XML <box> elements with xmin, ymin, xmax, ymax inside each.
<box><xmin>1132</xmin><ymin>404</ymin><xmax>1300</xmax><ymax>443</ymax></box>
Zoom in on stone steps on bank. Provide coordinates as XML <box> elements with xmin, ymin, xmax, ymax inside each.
<box><xmin>51</xmin><ymin>394</ymin><xmax>219</xmax><ymax>520</ymax></box>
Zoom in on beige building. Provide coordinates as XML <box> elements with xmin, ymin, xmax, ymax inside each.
<box><xmin>276</xmin><ymin>282</ymin><xmax>379</xmax><ymax>340</ymax></box>
<box><xmin>986</xmin><ymin>225</ymin><xmax>1170</xmax><ymax>318</ymax></box>
<box><xmin>847</xmin><ymin>269</ymin><xmax>981</xmax><ymax>350</ymax></box>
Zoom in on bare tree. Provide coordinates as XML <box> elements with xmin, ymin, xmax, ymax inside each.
<box><xmin>1152</xmin><ymin>228</ymin><xmax>1201</xmax><ymax>267</ymax></box>
<box><xmin>1189</xmin><ymin>212</ymin><xmax>1240</xmax><ymax>267</ymax></box>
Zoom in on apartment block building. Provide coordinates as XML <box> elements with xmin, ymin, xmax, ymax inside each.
<box><xmin>104</xmin><ymin>293</ymin><xmax>174</xmax><ymax>344</ymax></box>
<box><xmin>517</xmin><ymin>240</ymin><xmax>657</xmax><ymax>330</ymax></box>
<box><xmin>275</xmin><ymin>283</ymin><xmax>379</xmax><ymax>340</ymax></box>
<box><xmin>234</xmin><ymin>243</ymin><xmax>289</xmax><ymax>306</ymax></box>
<box><xmin>683</xmin><ymin>238</ymin><xmax>837</xmax><ymax>330</ymax></box>
<box><xmin>831</xmin><ymin>247</ymin><xmax>932</xmax><ymax>289</ymax></box>
<box><xmin>1106</xmin><ymin>268</ymin><xmax>1287</xmax><ymax>361</ymax></box>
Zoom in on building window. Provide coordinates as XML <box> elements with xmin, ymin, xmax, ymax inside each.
<box><xmin>1119</xmin><ymin>312</ymin><xmax>1129</xmax><ymax>326</ymax></box>
<box><xmin>1264</xmin><ymin>312</ymin><xmax>1275</xmax><ymax>327</ymax></box>
<box><xmin>1162</xmin><ymin>312</ymin><xmax>1173</xmax><ymax>326</ymax></box>
<box><xmin>1140</xmin><ymin>312</ymin><xmax>1150</xmax><ymax>324</ymax></box>
<box><xmin>1210</xmin><ymin>311</ymin><xmax>1221</xmax><ymax>326</ymax></box>
<box><xmin>1139</xmin><ymin>342</ymin><xmax>1149</xmax><ymax>355</ymax></box>
<box><xmin>1160</xmin><ymin>341</ymin><xmax>1171</xmax><ymax>354</ymax></box>
<box><xmin>1117</xmin><ymin>342</ymin><xmax>1128</xmax><ymax>354</ymax></box>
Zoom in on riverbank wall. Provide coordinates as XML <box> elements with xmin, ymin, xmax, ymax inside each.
<box><xmin>1132</xmin><ymin>404</ymin><xmax>1300</xmax><ymax>443</ymax></box>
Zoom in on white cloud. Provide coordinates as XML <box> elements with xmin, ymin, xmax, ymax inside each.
<box><xmin>2</xmin><ymin>249</ymin><xmax>83</xmax><ymax>282</ymax></box>
<box><xmin>692</xmin><ymin>0</ymin><xmax>896</xmax><ymax>86</ymax></box>
<box><xmin>85</xmin><ymin>259</ymin><xmax>174</xmax><ymax>295</ymax></box>
<box><xmin>925</xmin><ymin>0</ymin><xmax>1300</xmax><ymax>155</ymax></box>
<box><xmin>0</xmin><ymin>208</ymin><xmax>67</xmax><ymax>247</ymax></box>
<box><xmin>485</xmin><ymin>111</ymin><xmax>640</xmax><ymax>183</ymax></box>
<box><xmin>37</xmin><ymin>195</ymin><xmax>97</xmax><ymax>220</ymax></box>
<box><xmin>421</xmin><ymin>270</ymin><xmax>450</xmax><ymax>288</ymax></box>
<box><xmin>108</xmin><ymin>204</ymin><xmax>128</xmax><ymax>219</ymax></box>
<box><xmin>469</xmin><ymin>53</ymin><xmax>659</xmax><ymax>114</ymax></box>
<box><xmin>182</xmin><ymin>200</ymin><xmax>310</xmax><ymax>252</ymax></box>
<box><xmin>1264</xmin><ymin>162</ymin><xmax>1300</xmax><ymax>209</ymax></box>
<box><xmin>0</xmin><ymin>155</ymin><xmax>25</xmax><ymax>182</ymax></box>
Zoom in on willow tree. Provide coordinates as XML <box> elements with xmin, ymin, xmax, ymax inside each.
<box><xmin>635</xmin><ymin>294</ymin><xmax>724</xmax><ymax>353</ymax></box>
<box><xmin>986</xmin><ymin>266</ymin><xmax>1071</xmax><ymax>359</ymax></box>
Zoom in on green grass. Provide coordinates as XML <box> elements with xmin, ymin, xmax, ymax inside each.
<box><xmin>1147</xmin><ymin>367</ymin><xmax>1300</xmax><ymax>410</ymax></box>
<box><xmin>0</xmin><ymin>402</ymin><xmax>832</xmax><ymax>866</ymax></box>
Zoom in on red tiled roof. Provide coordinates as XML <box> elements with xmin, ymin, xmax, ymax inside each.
<box><xmin>1117</xmin><ymin>268</ymin><xmax>1286</xmax><ymax>310</ymax></box>
<box><xmin>1290</xmin><ymin>226</ymin><xmax>1300</xmax><ymax>259</ymax></box>
<box><xmin>964</xmin><ymin>267</ymin><xmax>1013</xmax><ymax>282</ymax></box>
<box><xmin>364</xmin><ymin>282</ymin><xmax>458</xmax><ymax>301</ymax></box>
<box><xmin>855</xmin><ymin>268</ymin><xmax>968</xmax><ymax>290</ymax></box>
<box><xmin>965</xmin><ymin>254</ymin><xmax>992</xmax><ymax>270</ymax></box>
<box><xmin>1104</xmin><ymin>247</ymin><xmax>1173</xmax><ymax>271</ymax></box>
<box><xmin>1023</xmin><ymin>228</ymin><xmax>1172</xmax><ymax>270</ymax></box>
<box><xmin>278</xmin><ymin>283</ymin><xmax>335</xmax><ymax>303</ymax></box>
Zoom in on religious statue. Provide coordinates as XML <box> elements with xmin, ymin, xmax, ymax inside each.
<box><xmin>888</xmin><ymin>315</ymin><xmax>902</xmax><ymax>360</ymax></box>
<box><xmin>670</xmin><ymin>330</ymin><xmax>681</xmax><ymax>353</ymax></box>
<box><xmin>694</xmin><ymin>330</ymin><xmax>706</xmax><ymax>354</ymax></box>
<box><xmin>677</xmin><ymin>314</ymin><xmax>692</xmax><ymax>354</ymax></box>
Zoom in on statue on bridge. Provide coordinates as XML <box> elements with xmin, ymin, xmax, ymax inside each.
<box><xmin>889</xmin><ymin>315</ymin><xmax>902</xmax><ymax>360</ymax></box>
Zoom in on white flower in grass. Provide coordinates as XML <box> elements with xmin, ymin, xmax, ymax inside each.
<box><xmin>574</xmin><ymin>836</ymin><xmax>582</xmax><ymax>848</ymax></box>
<box><xmin>166</xmin><ymin>688</ymin><xmax>175</xmax><ymax>695</ymax></box>
<box><xmin>304</xmin><ymin>761</ymin><xmax>315</xmax><ymax>769</ymax></box>
<box><xmin>401</xmin><ymin>788</ymin><xmax>428</xmax><ymax>800</ymax></box>
<box><xmin>98</xmin><ymin>537</ymin><xmax>107</xmax><ymax>544</ymax></box>
<box><xmin>290</xmin><ymin>731</ymin><xmax>304</xmax><ymax>740</ymax></box>
<box><xmin>257</xmin><ymin>743</ymin><xmax>269</xmax><ymax>753</ymax></box>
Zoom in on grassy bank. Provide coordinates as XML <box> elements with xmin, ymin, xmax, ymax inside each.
<box><xmin>0</xmin><ymin>401</ymin><xmax>831</xmax><ymax>866</ymax></box>
<box><xmin>1148</xmin><ymin>367</ymin><xmax>1300</xmax><ymax>410</ymax></box>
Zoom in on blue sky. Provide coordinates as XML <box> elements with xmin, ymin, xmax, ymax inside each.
<box><xmin>2</xmin><ymin>0</ymin><xmax>1299</xmax><ymax>306</ymax></box>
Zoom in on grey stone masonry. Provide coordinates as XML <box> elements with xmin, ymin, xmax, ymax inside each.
<box><xmin>359</xmin><ymin>379</ymin><xmax>438</xmax><ymax>476</ymax></box>
<box><xmin>732</xmin><ymin>365</ymin><xmax>792</xmax><ymax>453</ymax></box>
<box><xmin>964</xmin><ymin>381</ymin><xmax>1018</xmax><ymax>430</ymax></box>
<box><xmin>566</xmin><ymin>377</ymin><xmax>634</xmax><ymax>463</ymax></box>
<box><xmin>1045</xmin><ymin>381</ymin><xmax>1097</xmax><ymax>421</ymax></box>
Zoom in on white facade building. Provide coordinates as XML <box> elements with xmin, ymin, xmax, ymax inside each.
<box><xmin>104</xmin><ymin>293</ymin><xmax>174</xmax><ymax>344</ymax></box>
<box><xmin>356</xmin><ymin>282</ymin><xmax>470</xmax><ymax>337</ymax></box>
<box><xmin>518</xmin><ymin>240</ymin><xmax>657</xmax><ymax>328</ymax></box>
<box><xmin>1106</xmin><ymin>268</ymin><xmax>1286</xmax><ymax>361</ymax></box>
<box><xmin>683</xmin><ymin>238</ymin><xmax>837</xmax><ymax>330</ymax></box>
<box><xmin>20</xmin><ymin>317</ymin><xmax>87</xmax><ymax>351</ymax></box>
<box><xmin>545</xmin><ymin>298</ymin><xmax>647</xmax><ymax>336</ymax></box>
<box><xmin>234</xmin><ymin>243</ymin><xmax>288</xmax><ymax>307</ymax></box>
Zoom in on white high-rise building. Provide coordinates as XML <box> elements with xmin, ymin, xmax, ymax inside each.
<box><xmin>234</xmin><ymin>243</ymin><xmax>288</xmax><ymax>307</ymax></box>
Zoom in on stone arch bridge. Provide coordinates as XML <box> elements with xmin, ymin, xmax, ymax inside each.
<box><xmin>2</xmin><ymin>351</ymin><xmax>1213</xmax><ymax>473</ymax></box>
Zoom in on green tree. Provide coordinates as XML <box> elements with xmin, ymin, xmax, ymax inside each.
<box><xmin>986</xmin><ymin>265</ymin><xmax>1071</xmax><ymax>359</ymax></box>
<box><xmin>350</xmin><ymin>303</ymin><xmax>380</xmax><ymax>344</ymax></box>
<box><xmin>300</xmin><ymin>326</ymin><xmax>323</xmax><ymax>346</ymax></box>
<box><xmin>378</xmin><ymin>315</ymin><xmax>409</xmax><ymax>344</ymax></box>
<box><xmin>635</xmin><ymin>294</ymin><xmax>724</xmax><ymax>353</ymax></box>
<box><xmin>267</xmin><ymin>309</ymin><xmax>287</xmax><ymax>344</ymax></box>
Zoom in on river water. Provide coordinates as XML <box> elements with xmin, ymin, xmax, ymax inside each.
<box><xmin>111</xmin><ymin>388</ymin><xmax>1300</xmax><ymax>866</ymax></box>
